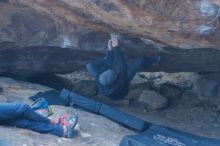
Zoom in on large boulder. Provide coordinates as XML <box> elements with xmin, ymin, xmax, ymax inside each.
<box><xmin>1</xmin><ymin>1</ymin><xmax>220</xmax><ymax>76</ymax></box>
<box><xmin>1</xmin><ymin>0</ymin><xmax>220</xmax><ymax>49</ymax></box>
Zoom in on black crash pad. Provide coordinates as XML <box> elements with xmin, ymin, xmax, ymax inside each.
<box><xmin>60</xmin><ymin>89</ymin><xmax>149</xmax><ymax>131</ymax></box>
<box><xmin>120</xmin><ymin>125</ymin><xmax>220</xmax><ymax>146</ymax></box>
<box><xmin>29</xmin><ymin>90</ymin><xmax>68</xmax><ymax>106</ymax></box>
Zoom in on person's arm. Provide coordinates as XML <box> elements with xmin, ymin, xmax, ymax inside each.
<box><xmin>112</xmin><ymin>46</ymin><xmax>127</xmax><ymax>75</ymax></box>
<box><xmin>87</xmin><ymin>39</ymin><xmax>117</xmax><ymax>81</ymax></box>
<box><xmin>105</xmin><ymin>50</ymin><xmax>113</xmax><ymax>69</ymax></box>
<box><xmin>108</xmin><ymin>38</ymin><xmax>127</xmax><ymax>91</ymax></box>
<box><xmin>106</xmin><ymin>46</ymin><xmax>127</xmax><ymax>94</ymax></box>
<box><xmin>104</xmin><ymin>39</ymin><xmax>116</xmax><ymax>69</ymax></box>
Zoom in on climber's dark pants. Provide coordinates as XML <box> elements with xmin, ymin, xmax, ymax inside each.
<box><xmin>0</xmin><ymin>102</ymin><xmax>63</xmax><ymax>137</ymax></box>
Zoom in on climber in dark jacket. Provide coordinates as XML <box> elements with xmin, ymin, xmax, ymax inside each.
<box><xmin>86</xmin><ymin>37</ymin><xmax>160</xmax><ymax>100</ymax></box>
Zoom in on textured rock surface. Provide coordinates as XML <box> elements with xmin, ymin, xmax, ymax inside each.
<box><xmin>193</xmin><ymin>76</ymin><xmax>220</xmax><ymax>103</ymax></box>
<box><xmin>1</xmin><ymin>45</ymin><xmax>220</xmax><ymax>80</ymax></box>
<box><xmin>159</xmin><ymin>83</ymin><xmax>183</xmax><ymax>99</ymax></box>
<box><xmin>1</xmin><ymin>1</ymin><xmax>220</xmax><ymax>77</ymax></box>
<box><xmin>71</xmin><ymin>80</ymin><xmax>98</xmax><ymax>97</ymax></box>
<box><xmin>0</xmin><ymin>0</ymin><xmax>220</xmax><ymax>49</ymax></box>
<box><xmin>138</xmin><ymin>90</ymin><xmax>168</xmax><ymax>109</ymax></box>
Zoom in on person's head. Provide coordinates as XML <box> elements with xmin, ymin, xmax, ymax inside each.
<box><xmin>99</xmin><ymin>69</ymin><xmax>117</xmax><ymax>86</ymax></box>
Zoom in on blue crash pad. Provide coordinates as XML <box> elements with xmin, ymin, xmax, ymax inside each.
<box><xmin>29</xmin><ymin>90</ymin><xmax>68</xmax><ymax>106</ymax></box>
<box><xmin>29</xmin><ymin>89</ymin><xmax>149</xmax><ymax>131</ymax></box>
<box><xmin>60</xmin><ymin>89</ymin><xmax>149</xmax><ymax>131</ymax></box>
<box><xmin>120</xmin><ymin>125</ymin><xmax>220</xmax><ymax>146</ymax></box>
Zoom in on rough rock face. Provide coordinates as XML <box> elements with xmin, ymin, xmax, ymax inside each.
<box><xmin>1</xmin><ymin>0</ymin><xmax>220</xmax><ymax>78</ymax></box>
<box><xmin>138</xmin><ymin>90</ymin><xmax>168</xmax><ymax>109</ymax></box>
<box><xmin>1</xmin><ymin>0</ymin><xmax>220</xmax><ymax>49</ymax></box>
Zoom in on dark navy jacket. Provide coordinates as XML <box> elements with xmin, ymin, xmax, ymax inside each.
<box><xmin>95</xmin><ymin>47</ymin><xmax>129</xmax><ymax>100</ymax></box>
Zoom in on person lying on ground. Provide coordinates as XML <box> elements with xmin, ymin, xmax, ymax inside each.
<box><xmin>0</xmin><ymin>101</ymin><xmax>78</xmax><ymax>138</ymax></box>
<box><xmin>86</xmin><ymin>36</ymin><xmax>161</xmax><ymax>100</ymax></box>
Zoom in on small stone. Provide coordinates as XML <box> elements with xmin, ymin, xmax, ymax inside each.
<box><xmin>138</xmin><ymin>90</ymin><xmax>168</xmax><ymax>110</ymax></box>
<box><xmin>193</xmin><ymin>77</ymin><xmax>219</xmax><ymax>101</ymax></box>
<box><xmin>126</xmin><ymin>88</ymin><xmax>143</xmax><ymax>100</ymax></box>
<box><xmin>159</xmin><ymin>83</ymin><xmax>182</xmax><ymax>99</ymax></box>
<box><xmin>72</xmin><ymin>80</ymin><xmax>97</xmax><ymax>97</ymax></box>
